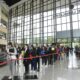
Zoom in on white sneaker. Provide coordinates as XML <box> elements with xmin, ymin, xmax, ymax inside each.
<box><xmin>8</xmin><ymin>76</ymin><xmax>12</xmax><ymax>79</ymax></box>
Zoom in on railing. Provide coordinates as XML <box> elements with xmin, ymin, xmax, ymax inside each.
<box><xmin>1</xmin><ymin>19</ymin><xmax>7</xmax><ymax>27</ymax></box>
<box><xmin>0</xmin><ymin>52</ymin><xmax>7</xmax><ymax>65</ymax></box>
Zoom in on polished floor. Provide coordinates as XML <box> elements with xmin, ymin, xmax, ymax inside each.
<box><xmin>0</xmin><ymin>53</ymin><xmax>80</xmax><ymax>80</ymax></box>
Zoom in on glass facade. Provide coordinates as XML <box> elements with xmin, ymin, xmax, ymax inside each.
<box><xmin>8</xmin><ymin>0</ymin><xmax>80</xmax><ymax>45</ymax></box>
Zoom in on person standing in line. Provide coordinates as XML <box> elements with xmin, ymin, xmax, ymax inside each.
<box><xmin>44</xmin><ymin>45</ymin><xmax>48</xmax><ymax>65</ymax></box>
<box><xmin>17</xmin><ymin>46</ymin><xmax>21</xmax><ymax>59</ymax></box>
<box><xmin>36</xmin><ymin>45</ymin><xmax>41</xmax><ymax>71</ymax></box>
<box><xmin>50</xmin><ymin>43</ymin><xmax>56</xmax><ymax>64</ymax></box>
<box><xmin>22</xmin><ymin>44</ymin><xmax>30</xmax><ymax>74</ymax></box>
<box><xmin>46</xmin><ymin>44</ymin><xmax>51</xmax><ymax>65</ymax></box>
<box><xmin>55</xmin><ymin>45</ymin><xmax>60</xmax><ymax>62</ymax></box>
<box><xmin>30</xmin><ymin>45</ymin><xmax>37</xmax><ymax>71</ymax></box>
<box><xmin>6</xmin><ymin>42</ymin><xmax>17</xmax><ymax>80</ymax></box>
<box><xmin>40</xmin><ymin>46</ymin><xmax>47</xmax><ymax>65</ymax></box>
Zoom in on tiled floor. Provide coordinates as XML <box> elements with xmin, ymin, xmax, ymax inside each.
<box><xmin>0</xmin><ymin>53</ymin><xmax>80</xmax><ymax>80</ymax></box>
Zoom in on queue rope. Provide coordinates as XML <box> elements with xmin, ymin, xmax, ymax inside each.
<box><xmin>0</xmin><ymin>53</ymin><xmax>53</xmax><ymax>66</ymax></box>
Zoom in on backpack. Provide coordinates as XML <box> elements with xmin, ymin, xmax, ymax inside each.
<box><xmin>40</xmin><ymin>50</ymin><xmax>45</xmax><ymax>55</ymax></box>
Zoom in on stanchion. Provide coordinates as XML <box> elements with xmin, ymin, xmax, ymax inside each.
<box><xmin>1</xmin><ymin>54</ymin><xmax>53</xmax><ymax>80</ymax></box>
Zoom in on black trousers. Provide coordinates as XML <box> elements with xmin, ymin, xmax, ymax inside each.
<box><xmin>42</xmin><ymin>56</ymin><xmax>47</xmax><ymax>65</ymax></box>
<box><xmin>49</xmin><ymin>55</ymin><xmax>53</xmax><ymax>65</ymax></box>
<box><xmin>54</xmin><ymin>54</ymin><xmax>58</xmax><ymax>62</ymax></box>
<box><xmin>36</xmin><ymin>58</ymin><xmax>40</xmax><ymax>71</ymax></box>
<box><xmin>23</xmin><ymin>60</ymin><xmax>30</xmax><ymax>73</ymax></box>
<box><xmin>47</xmin><ymin>56</ymin><xmax>51</xmax><ymax>65</ymax></box>
<box><xmin>31</xmin><ymin>59</ymin><xmax>37</xmax><ymax>71</ymax></box>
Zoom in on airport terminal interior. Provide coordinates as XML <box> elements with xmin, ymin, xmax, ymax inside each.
<box><xmin>0</xmin><ymin>0</ymin><xmax>80</xmax><ymax>80</ymax></box>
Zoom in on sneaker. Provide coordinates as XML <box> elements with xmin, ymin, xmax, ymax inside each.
<box><xmin>8</xmin><ymin>76</ymin><xmax>12</xmax><ymax>80</ymax></box>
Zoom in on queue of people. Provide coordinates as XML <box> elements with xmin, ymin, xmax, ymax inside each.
<box><xmin>6</xmin><ymin>42</ymin><xmax>70</xmax><ymax>79</ymax></box>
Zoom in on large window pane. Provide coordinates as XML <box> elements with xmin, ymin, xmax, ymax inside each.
<box><xmin>57</xmin><ymin>25</ymin><xmax>61</xmax><ymax>31</ymax></box>
<box><xmin>73</xmin><ymin>22</ymin><xmax>78</xmax><ymax>29</ymax></box>
<box><xmin>67</xmin><ymin>23</ymin><xmax>70</xmax><ymax>30</ymax></box>
<box><xmin>72</xmin><ymin>15</ymin><xmax>78</xmax><ymax>21</ymax></box>
<box><xmin>62</xmin><ymin>24</ymin><xmax>66</xmax><ymax>31</ymax></box>
<box><xmin>57</xmin><ymin>18</ymin><xmax>61</xmax><ymax>24</ymax></box>
<box><xmin>62</xmin><ymin>17</ymin><xmax>66</xmax><ymax>23</ymax></box>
